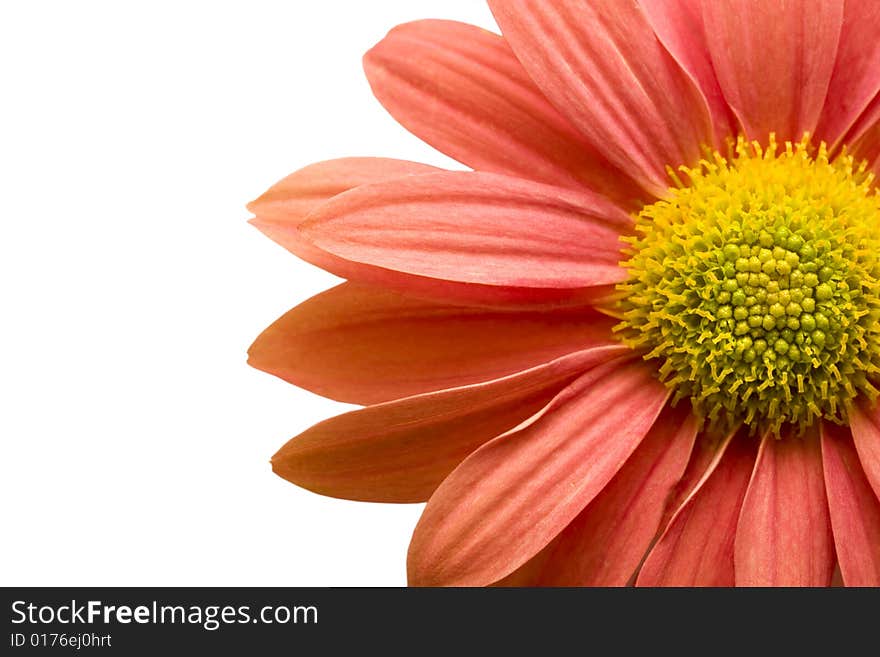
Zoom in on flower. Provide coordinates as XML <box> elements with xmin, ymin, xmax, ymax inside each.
<box><xmin>247</xmin><ymin>1</ymin><xmax>880</xmax><ymax>586</ymax></box>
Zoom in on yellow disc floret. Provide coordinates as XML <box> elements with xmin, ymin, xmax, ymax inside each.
<box><xmin>616</xmin><ymin>136</ymin><xmax>880</xmax><ymax>435</ymax></box>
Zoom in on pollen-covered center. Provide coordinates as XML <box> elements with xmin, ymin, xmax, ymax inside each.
<box><xmin>617</xmin><ymin>137</ymin><xmax>880</xmax><ymax>435</ymax></box>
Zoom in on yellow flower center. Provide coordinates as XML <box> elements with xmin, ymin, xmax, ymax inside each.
<box><xmin>616</xmin><ymin>136</ymin><xmax>880</xmax><ymax>435</ymax></box>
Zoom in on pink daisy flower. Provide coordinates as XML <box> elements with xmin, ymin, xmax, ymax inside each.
<box><xmin>248</xmin><ymin>1</ymin><xmax>880</xmax><ymax>586</ymax></box>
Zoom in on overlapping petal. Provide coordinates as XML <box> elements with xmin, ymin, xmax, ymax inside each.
<box><xmin>654</xmin><ymin>427</ymin><xmax>721</xmax><ymax>534</ymax></box>
<box><xmin>247</xmin><ymin>157</ymin><xmax>442</xmax><ymax>223</ymax></box>
<box><xmin>637</xmin><ymin>431</ymin><xmax>759</xmax><ymax>586</ymax></box>
<box><xmin>848</xmin><ymin>97</ymin><xmax>880</xmax><ymax>177</ymax></box>
<box><xmin>701</xmin><ymin>0</ymin><xmax>843</xmax><ymax>144</ymax></box>
<box><xmin>821</xmin><ymin>422</ymin><xmax>880</xmax><ymax>586</ymax></box>
<box><xmin>248</xmin><ymin>282</ymin><xmax>618</xmax><ymax>405</ymax></box>
<box><xmin>298</xmin><ymin>171</ymin><xmax>632</xmax><ymax>308</ymax></box>
<box><xmin>531</xmin><ymin>403</ymin><xmax>698</xmax><ymax>586</ymax></box>
<box><xmin>248</xmin><ymin>157</ymin><xmax>441</xmax><ymax>270</ymax></box>
<box><xmin>734</xmin><ymin>429</ymin><xmax>834</xmax><ymax>586</ymax></box>
<box><xmin>271</xmin><ymin>345</ymin><xmax>629</xmax><ymax>504</ymax></box>
<box><xmin>487</xmin><ymin>0</ymin><xmax>712</xmax><ymax>196</ymax></box>
<box><xmin>639</xmin><ymin>0</ymin><xmax>735</xmax><ymax>145</ymax></box>
<box><xmin>363</xmin><ymin>20</ymin><xmax>645</xmax><ymax>207</ymax></box>
<box><xmin>407</xmin><ymin>358</ymin><xmax>668</xmax><ymax>586</ymax></box>
<box><xmin>815</xmin><ymin>0</ymin><xmax>880</xmax><ymax>148</ymax></box>
<box><xmin>847</xmin><ymin>399</ymin><xmax>880</xmax><ymax>501</ymax></box>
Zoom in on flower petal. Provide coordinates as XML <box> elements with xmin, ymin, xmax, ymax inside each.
<box><xmin>639</xmin><ymin>0</ymin><xmax>736</xmax><ymax>144</ymax></box>
<box><xmin>487</xmin><ymin>0</ymin><xmax>712</xmax><ymax>196</ymax></box>
<box><xmin>248</xmin><ymin>282</ymin><xmax>618</xmax><ymax>405</ymax></box>
<box><xmin>848</xmin><ymin>97</ymin><xmax>880</xmax><ymax>177</ymax></box>
<box><xmin>734</xmin><ymin>428</ymin><xmax>834</xmax><ymax>586</ymax></box>
<box><xmin>494</xmin><ymin>402</ymin><xmax>700</xmax><ymax>588</ymax></box>
<box><xmin>535</xmin><ymin>403</ymin><xmax>698</xmax><ymax>586</ymax></box>
<box><xmin>407</xmin><ymin>358</ymin><xmax>669</xmax><ymax>586</ymax></box>
<box><xmin>701</xmin><ymin>0</ymin><xmax>844</xmax><ymax>143</ymax></box>
<box><xmin>815</xmin><ymin>0</ymin><xmax>880</xmax><ymax>148</ymax></box>
<box><xmin>271</xmin><ymin>345</ymin><xmax>629</xmax><ymax>504</ymax></box>
<box><xmin>820</xmin><ymin>421</ymin><xmax>880</xmax><ymax>586</ymax></box>
<box><xmin>491</xmin><ymin>550</ymin><xmax>553</xmax><ymax>587</ymax></box>
<box><xmin>654</xmin><ymin>425</ymin><xmax>720</xmax><ymax>534</ymax></box>
<box><xmin>247</xmin><ymin>157</ymin><xmax>442</xmax><ymax>222</ymax></box>
<box><xmin>298</xmin><ymin>171</ymin><xmax>631</xmax><ymax>308</ymax></box>
<box><xmin>248</xmin><ymin>157</ymin><xmax>442</xmax><ymax>271</ymax></box>
<box><xmin>636</xmin><ymin>431</ymin><xmax>759</xmax><ymax>586</ymax></box>
<box><xmin>847</xmin><ymin>398</ymin><xmax>880</xmax><ymax>501</ymax></box>
<box><xmin>363</xmin><ymin>20</ymin><xmax>646</xmax><ymax>208</ymax></box>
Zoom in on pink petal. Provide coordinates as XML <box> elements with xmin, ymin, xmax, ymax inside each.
<box><xmin>848</xmin><ymin>96</ymin><xmax>880</xmax><ymax>176</ymax></box>
<box><xmin>655</xmin><ymin>427</ymin><xmax>721</xmax><ymax>534</ymax></box>
<box><xmin>500</xmin><ymin>407</ymin><xmax>712</xmax><ymax>588</ymax></box>
<box><xmin>639</xmin><ymin>0</ymin><xmax>736</xmax><ymax>145</ymax></box>
<box><xmin>734</xmin><ymin>428</ymin><xmax>834</xmax><ymax>586</ymax></box>
<box><xmin>248</xmin><ymin>157</ymin><xmax>441</xmax><ymax>270</ymax></box>
<box><xmin>821</xmin><ymin>421</ymin><xmax>880</xmax><ymax>586</ymax></box>
<box><xmin>271</xmin><ymin>345</ymin><xmax>629</xmax><ymax>504</ymax></box>
<box><xmin>535</xmin><ymin>403</ymin><xmax>699</xmax><ymax>586</ymax></box>
<box><xmin>247</xmin><ymin>157</ymin><xmax>442</xmax><ymax>222</ymax></box>
<box><xmin>487</xmin><ymin>0</ymin><xmax>712</xmax><ymax>196</ymax></box>
<box><xmin>847</xmin><ymin>398</ymin><xmax>880</xmax><ymax>502</ymax></box>
<box><xmin>636</xmin><ymin>431</ymin><xmax>759</xmax><ymax>586</ymax></box>
<box><xmin>701</xmin><ymin>0</ymin><xmax>844</xmax><ymax>144</ymax></box>
<box><xmin>298</xmin><ymin>171</ymin><xmax>631</xmax><ymax>308</ymax></box>
<box><xmin>248</xmin><ymin>282</ymin><xmax>618</xmax><ymax>405</ymax></box>
<box><xmin>815</xmin><ymin>0</ymin><xmax>880</xmax><ymax>148</ymax></box>
<box><xmin>363</xmin><ymin>20</ymin><xmax>646</xmax><ymax>208</ymax></box>
<box><xmin>407</xmin><ymin>358</ymin><xmax>669</xmax><ymax>586</ymax></box>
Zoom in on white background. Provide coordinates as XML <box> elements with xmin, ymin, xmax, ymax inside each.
<box><xmin>0</xmin><ymin>1</ymin><xmax>498</xmax><ymax>586</ymax></box>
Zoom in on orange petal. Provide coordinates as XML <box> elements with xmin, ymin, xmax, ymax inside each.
<box><xmin>248</xmin><ymin>282</ymin><xmax>618</xmax><ymax>405</ymax></box>
<box><xmin>846</xmin><ymin>398</ymin><xmax>880</xmax><ymax>501</ymax></box>
<box><xmin>639</xmin><ymin>0</ymin><xmax>736</xmax><ymax>145</ymax></box>
<box><xmin>821</xmin><ymin>421</ymin><xmax>880</xmax><ymax>586</ymax></box>
<box><xmin>637</xmin><ymin>431</ymin><xmax>759</xmax><ymax>586</ymax></box>
<box><xmin>488</xmin><ymin>0</ymin><xmax>712</xmax><ymax>195</ymax></box>
<box><xmin>271</xmin><ymin>345</ymin><xmax>629</xmax><ymax>504</ymax></box>
<box><xmin>363</xmin><ymin>20</ymin><xmax>646</xmax><ymax>208</ymax></box>
<box><xmin>734</xmin><ymin>428</ymin><xmax>834</xmax><ymax>586</ymax></box>
<box><xmin>535</xmin><ymin>403</ymin><xmax>698</xmax><ymax>586</ymax></box>
<box><xmin>298</xmin><ymin>171</ymin><xmax>631</xmax><ymax>308</ymax></box>
<box><xmin>248</xmin><ymin>157</ymin><xmax>441</xmax><ymax>272</ymax></box>
<box><xmin>407</xmin><ymin>358</ymin><xmax>669</xmax><ymax>586</ymax></box>
<box><xmin>491</xmin><ymin>550</ymin><xmax>553</xmax><ymax>588</ymax></box>
<box><xmin>815</xmin><ymin>0</ymin><xmax>880</xmax><ymax>148</ymax></box>
<box><xmin>701</xmin><ymin>0</ymin><xmax>844</xmax><ymax>143</ymax></box>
